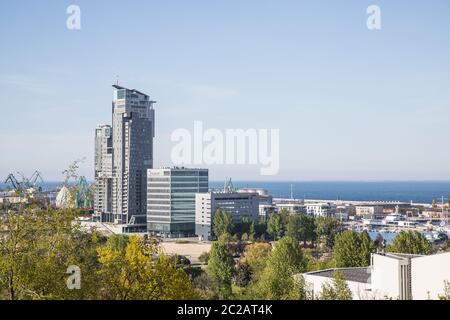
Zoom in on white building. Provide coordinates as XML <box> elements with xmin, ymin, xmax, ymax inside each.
<box><xmin>195</xmin><ymin>191</ymin><xmax>259</xmax><ymax>241</ymax></box>
<box><xmin>301</xmin><ymin>252</ymin><xmax>450</xmax><ymax>300</ymax></box>
<box><xmin>355</xmin><ymin>205</ymin><xmax>384</xmax><ymax>219</ymax></box>
<box><xmin>305</xmin><ymin>202</ymin><xmax>336</xmax><ymax>217</ymax></box>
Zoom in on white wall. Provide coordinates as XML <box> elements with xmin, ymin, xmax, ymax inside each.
<box><xmin>303</xmin><ymin>272</ymin><xmax>372</xmax><ymax>300</ymax></box>
<box><xmin>411</xmin><ymin>252</ymin><xmax>450</xmax><ymax>300</ymax></box>
<box><xmin>371</xmin><ymin>254</ymin><xmax>401</xmax><ymax>299</ymax></box>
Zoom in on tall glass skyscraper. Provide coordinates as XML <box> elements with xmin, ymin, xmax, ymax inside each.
<box><xmin>95</xmin><ymin>85</ymin><xmax>156</xmax><ymax>233</ymax></box>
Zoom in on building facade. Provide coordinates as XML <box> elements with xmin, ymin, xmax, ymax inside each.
<box><xmin>147</xmin><ymin>167</ymin><xmax>208</xmax><ymax>237</ymax></box>
<box><xmin>94</xmin><ymin>85</ymin><xmax>155</xmax><ymax>232</ymax></box>
<box><xmin>305</xmin><ymin>202</ymin><xmax>336</xmax><ymax>217</ymax></box>
<box><xmin>94</xmin><ymin>124</ymin><xmax>113</xmax><ymax>221</ymax></box>
<box><xmin>355</xmin><ymin>205</ymin><xmax>384</xmax><ymax>219</ymax></box>
<box><xmin>301</xmin><ymin>252</ymin><xmax>450</xmax><ymax>300</ymax></box>
<box><xmin>195</xmin><ymin>191</ymin><xmax>259</xmax><ymax>241</ymax></box>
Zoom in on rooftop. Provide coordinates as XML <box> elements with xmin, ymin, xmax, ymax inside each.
<box><xmin>305</xmin><ymin>267</ymin><xmax>371</xmax><ymax>284</ymax></box>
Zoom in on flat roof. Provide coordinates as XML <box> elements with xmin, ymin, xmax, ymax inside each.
<box><xmin>305</xmin><ymin>267</ymin><xmax>371</xmax><ymax>284</ymax></box>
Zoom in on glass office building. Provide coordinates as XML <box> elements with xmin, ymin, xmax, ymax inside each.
<box><xmin>147</xmin><ymin>167</ymin><xmax>209</xmax><ymax>237</ymax></box>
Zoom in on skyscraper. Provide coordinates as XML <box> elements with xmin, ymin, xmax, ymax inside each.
<box><xmin>94</xmin><ymin>85</ymin><xmax>156</xmax><ymax>233</ymax></box>
<box><xmin>93</xmin><ymin>124</ymin><xmax>113</xmax><ymax>221</ymax></box>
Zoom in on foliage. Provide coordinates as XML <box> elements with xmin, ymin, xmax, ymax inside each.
<box><xmin>319</xmin><ymin>271</ymin><xmax>353</xmax><ymax>300</ymax></box>
<box><xmin>206</xmin><ymin>240</ymin><xmax>235</xmax><ymax>299</ymax></box>
<box><xmin>287</xmin><ymin>214</ymin><xmax>316</xmax><ymax>246</ymax></box>
<box><xmin>242</xmin><ymin>242</ymin><xmax>272</xmax><ymax>280</ymax></box>
<box><xmin>0</xmin><ymin>208</ymin><xmax>102</xmax><ymax>300</ymax></box>
<box><xmin>97</xmin><ymin>236</ymin><xmax>197</xmax><ymax>300</ymax></box>
<box><xmin>267</xmin><ymin>214</ymin><xmax>284</xmax><ymax>240</ymax></box>
<box><xmin>438</xmin><ymin>280</ymin><xmax>450</xmax><ymax>300</ymax></box>
<box><xmin>212</xmin><ymin>210</ymin><xmax>234</xmax><ymax>239</ymax></box>
<box><xmin>234</xmin><ymin>262</ymin><xmax>252</xmax><ymax>287</ymax></box>
<box><xmin>333</xmin><ymin>231</ymin><xmax>374</xmax><ymax>268</ymax></box>
<box><xmin>386</xmin><ymin>231</ymin><xmax>432</xmax><ymax>255</ymax></box>
<box><xmin>315</xmin><ymin>216</ymin><xmax>341</xmax><ymax>249</ymax></box>
<box><xmin>198</xmin><ymin>251</ymin><xmax>210</xmax><ymax>265</ymax></box>
<box><xmin>253</xmin><ymin>237</ymin><xmax>306</xmax><ymax>299</ymax></box>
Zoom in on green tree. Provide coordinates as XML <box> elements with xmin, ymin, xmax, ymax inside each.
<box><xmin>386</xmin><ymin>231</ymin><xmax>432</xmax><ymax>255</ymax></box>
<box><xmin>206</xmin><ymin>241</ymin><xmax>235</xmax><ymax>299</ymax></box>
<box><xmin>267</xmin><ymin>214</ymin><xmax>283</xmax><ymax>240</ymax></box>
<box><xmin>286</xmin><ymin>214</ymin><xmax>302</xmax><ymax>242</ymax></box>
<box><xmin>319</xmin><ymin>271</ymin><xmax>352</xmax><ymax>300</ymax></box>
<box><xmin>316</xmin><ymin>216</ymin><xmax>341</xmax><ymax>249</ymax></box>
<box><xmin>254</xmin><ymin>237</ymin><xmax>306</xmax><ymax>299</ymax></box>
<box><xmin>234</xmin><ymin>262</ymin><xmax>252</xmax><ymax>287</ymax></box>
<box><xmin>242</xmin><ymin>242</ymin><xmax>272</xmax><ymax>280</ymax></box>
<box><xmin>249</xmin><ymin>222</ymin><xmax>256</xmax><ymax>242</ymax></box>
<box><xmin>198</xmin><ymin>252</ymin><xmax>210</xmax><ymax>265</ymax></box>
<box><xmin>333</xmin><ymin>231</ymin><xmax>374</xmax><ymax>268</ymax></box>
<box><xmin>97</xmin><ymin>236</ymin><xmax>197</xmax><ymax>300</ymax></box>
<box><xmin>439</xmin><ymin>280</ymin><xmax>450</xmax><ymax>300</ymax></box>
<box><xmin>212</xmin><ymin>210</ymin><xmax>234</xmax><ymax>239</ymax></box>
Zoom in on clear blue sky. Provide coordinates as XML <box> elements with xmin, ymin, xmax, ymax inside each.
<box><xmin>1</xmin><ymin>0</ymin><xmax>449</xmax><ymax>181</ymax></box>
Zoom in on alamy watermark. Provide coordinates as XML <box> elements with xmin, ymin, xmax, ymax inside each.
<box><xmin>66</xmin><ymin>265</ymin><xmax>81</xmax><ymax>290</ymax></box>
<box><xmin>66</xmin><ymin>5</ymin><xmax>81</xmax><ymax>30</ymax></box>
<box><xmin>171</xmin><ymin>121</ymin><xmax>280</xmax><ymax>176</ymax></box>
<box><xmin>367</xmin><ymin>5</ymin><xmax>381</xmax><ymax>30</ymax></box>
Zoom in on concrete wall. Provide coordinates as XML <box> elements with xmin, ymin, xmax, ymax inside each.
<box><xmin>411</xmin><ymin>252</ymin><xmax>450</xmax><ymax>300</ymax></box>
<box><xmin>370</xmin><ymin>254</ymin><xmax>401</xmax><ymax>299</ymax></box>
<box><xmin>303</xmin><ymin>273</ymin><xmax>372</xmax><ymax>300</ymax></box>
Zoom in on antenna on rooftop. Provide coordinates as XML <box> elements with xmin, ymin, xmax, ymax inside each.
<box><xmin>290</xmin><ymin>184</ymin><xmax>293</xmax><ymax>200</ymax></box>
<box><xmin>116</xmin><ymin>75</ymin><xmax>119</xmax><ymax>86</ymax></box>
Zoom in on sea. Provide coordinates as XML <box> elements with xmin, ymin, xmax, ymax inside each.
<box><xmin>210</xmin><ymin>181</ymin><xmax>450</xmax><ymax>204</ymax></box>
<box><xmin>2</xmin><ymin>181</ymin><xmax>450</xmax><ymax>204</ymax></box>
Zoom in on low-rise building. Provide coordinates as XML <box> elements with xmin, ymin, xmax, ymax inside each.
<box><xmin>301</xmin><ymin>252</ymin><xmax>450</xmax><ymax>300</ymax></box>
<box><xmin>355</xmin><ymin>205</ymin><xmax>384</xmax><ymax>219</ymax></box>
<box><xmin>195</xmin><ymin>191</ymin><xmax>259</xmax><ymax>241</ymax></box>
<box><xmin>305</xmin><ymin>202</ymin><xmax>336</xmax><ymax>217</ymax></box>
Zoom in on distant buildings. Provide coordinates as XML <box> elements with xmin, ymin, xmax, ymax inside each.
<box><xmin>195</xmin><ymin>190</ymin><xmax>259</xmax><ymax>241</ymax></box>
<box><xmin>94</xmin><ymin>85</ymin><xmax>156</xmax><ymax>233</ymax></box>
<box><xmin>305</xmin><ymin>202</ymin><xmax>336</xmax><ymax>217</ymax></box>
<box><xmin>355</xmin><ymin>205</ymin><xmax>384</xmax><ymax>219</ymax></box>
<box><xmin>147</xmin><ymin>167</ymin><xmax>209</xmax><ymax>238</ymax></box>
<box><xmin>301</xmin><ymin>252</ymin><xmax>450</xmax><ymax>300</ymax></box>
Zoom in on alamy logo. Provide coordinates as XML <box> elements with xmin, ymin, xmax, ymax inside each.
<box><xmin>66</xmin><ymin>5</ymin><xmax>81</xmax><ymax>30</ymax></box>
<box><xmin>367</xmin><ymin>5</ymin><xmax>381</xmax><ymax>30</ymax></box>
<box><xmin>171</xmin><ymin>121</ymin><xmax>280</xmax><ymax>176</ymax></box>
<box><xmin>66</xmin><ymin>265</ymin><xmax>81</xmax><ymax>290</ymax></box>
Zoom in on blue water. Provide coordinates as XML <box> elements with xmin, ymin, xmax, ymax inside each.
<box><xmin>210</xmin><ymin>181</ymin><xmax>450</xmax><ymax>204</ymax></box>
<box><xmin>2</xmin><ymin>181</ymin><xmax>450</xmax><ymax>204</ymax></box>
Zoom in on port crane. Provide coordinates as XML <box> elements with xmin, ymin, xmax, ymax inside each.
<box><xmin>4</xmin><ymin>171</ymin><xmax>44</xmax><ymax>192</ymax></box>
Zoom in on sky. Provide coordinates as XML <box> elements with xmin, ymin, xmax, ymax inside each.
<box><xmin>0</xmin><ymin>0</ymin><xmax>450</xmax><ymax>182</ymax></box>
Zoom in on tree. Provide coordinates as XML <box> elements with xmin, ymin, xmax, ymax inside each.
<box><xmin>267</xmin><ymin>214</ymin><xmax>283</xmax><ymax>240</ymax></box>
<box><xmin>97</xmin><ymin>235</ymin><xmax>197</xmax><ymax>300</ymax></box>
<box><xmin>286</xmin><ymin>214</ymin><xmax>302</xmax><ymax>242</ymax></box>
<box><xmin>234</xmin><ymin>262</ymin><xmax>252</xmax><ymax>287</ymax></box>
<box><xmin>0</xmin><ymin>208</ymin><xmax>102</xmax><ymax>300</ymax></box>
<box><xmin>212</xmin><ymin>210</ymin><xmax>234</xmax><ymax>239</ymax></box>
<box><xmin>316</xmin><ymin>216</ymin><xmax>341</xmax><ymax>249</ymax></box>
<box><xmin>206</xmin><ymin>240</ymin><xmax>235</xmax><ymax>299</ymax></box>
<box><xmin>439</xmin><ymin>281</ymin><xmax>450</xmax><ymax>300</ymax></box>
<box><xmin>242</xmin><ymin>242</ymin><xmax>272</xmax><ymax>280</ymax></box>
<box><xmin>249</xmin><ymin>222</ymin><xmax>256</xmax><ymax>242</ymax></box>
<box><xmin>333</xmin><ymin>231</ymin><xmax>374</xmax><ymax>268</ymax></box>
<box><xmin>198</xmin><ymin>252</ymin><xmax>210</xmax><ymax>265</ymax></box>
<box><xmin>319</xmin><ymin>271</ymin><xmax>352</xmax><ymax>300</ymax></box>
<box><xmin>386</xmin><ymin>231</ymin><xmax>432</xmax><ymax>255</ymax></box>
<box><xmin>254</xmin><ymin>237</ymin><xmax>306</xmax><ymax>299</ymax></box>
